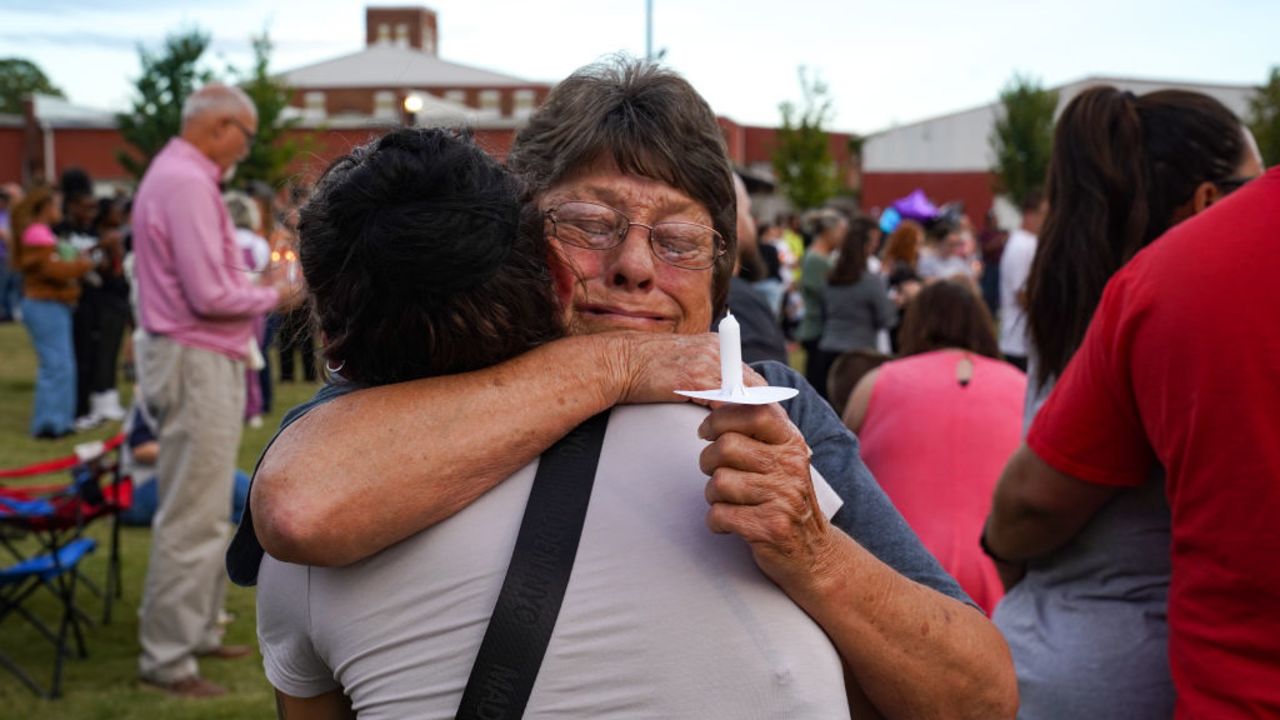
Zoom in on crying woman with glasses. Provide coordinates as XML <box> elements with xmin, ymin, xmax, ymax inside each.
<box><xmin>239</xmin><ymin>57</ymin><xmax>1015</xmax><ymax>720</ymax></box>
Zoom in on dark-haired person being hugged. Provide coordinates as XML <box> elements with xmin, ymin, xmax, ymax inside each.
<box><xmin>984</xmin><ymin>87</ymin><xmax>1264</xmax><ymax>718</ymax></box>
<box><xmin>237</xmin><ymin>58</ymin><xmax>1016</xmax><ymax>719</ymax></box>
<box><xmin>254</xmin><ymin>127</ymin><xmax>858</xmax><ymax>718</ymax></box>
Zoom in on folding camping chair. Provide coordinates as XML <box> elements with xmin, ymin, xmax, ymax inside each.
<box><xmin>0</xmin><ymin>435</ymin><xmax>131</xmax><ymax>625</ymax></box>
<box><xmin>0</xmin><ymin>495</ymin><xmax>97</xmax><ymax>699</ymax></box>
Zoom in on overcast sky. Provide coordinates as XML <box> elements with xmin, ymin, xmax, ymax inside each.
<box><xmin>2</xmin><ymin>0</ymin><xmax>1277</xmax><ymax>134</ymax></box>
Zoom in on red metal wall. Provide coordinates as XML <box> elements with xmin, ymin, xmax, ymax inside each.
<box><xmin>861</xmin><ymin>171</ymin><xmax>997</xmax><ymax>222</ymax></box>
<box><xmin>54</xmin><ymin>128</ymin><xmax>131</xmax><ymax>181</ymax></box>
<box><xmin>0</xmin><ymin>127</ymin><xmax>23</xmax><ymax>182</ymax></box>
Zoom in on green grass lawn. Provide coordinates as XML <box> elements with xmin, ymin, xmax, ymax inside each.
<box><xmin>0</xmin><ymin>320</ymin><xmax>320</xmax><ymax>717</ymax></box>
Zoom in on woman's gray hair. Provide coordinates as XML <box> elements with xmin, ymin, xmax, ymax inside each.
<box><xmin>806</xmin><ymin>208</ymin><xmax>847</xmax><ymax>236</ymax></box>
<box><xmin>506</xmin><ymin>55</ymin><xmax>737</xmax><ymax>319</ymax></box>
<box><xmin>223</xmin><ymin>190</ymin><xmax>261</xmax><ymax>231</ymax></box>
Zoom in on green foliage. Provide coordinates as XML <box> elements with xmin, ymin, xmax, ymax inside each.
<box><xmin>0</xmin><ymin>57</ymin><xmax>65</xmax><ymax>115</ymax></box>
<box><xmin>232</xmin><ymin>32</ymin><xmax>310</xmax><ymax>190</ymax></box>
<box><xmin>1247</xmin><ymin>66</ymin><xmax>1280</xmax><ymax>168</ymax></box>
<box><xmin>116</xmin><ymin>29</ymin><xmax>216</xmax><ymax>180</ymax></box>
<box><xmin>989</xmin><ymin>73</ymin><xmax>1058</xmax><ymax>206</ymax></box>
<box><xmin>772</xmin><ymin>67</ymin><xmax>838</xmax><ymax>211</ymax></box>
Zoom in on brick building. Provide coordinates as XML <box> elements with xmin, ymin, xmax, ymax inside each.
<box><xmin>281</xmin><ymin>6</ymin><xmax>552</xmax><ymax>124</ymax></box>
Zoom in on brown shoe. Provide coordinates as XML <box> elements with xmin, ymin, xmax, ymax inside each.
<box><xmin>141</xmin><ymin>675</ymin><xmax>227</xmax><ymax>698</ymax></box>
<box><xmin>197</xmin><ymin>644</ymin><xmax>253</xmax><ymax>660</ymax></box>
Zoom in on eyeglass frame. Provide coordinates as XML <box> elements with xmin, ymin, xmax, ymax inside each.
<box><xmin>228</xmin><ymin>117</ymin><xmax>257</xmax><ymax>147</ymax></box>
<box><xmin>544</xmin><ymin>200</ymin><xmax>727</xmax><ymax>271</ymax></box>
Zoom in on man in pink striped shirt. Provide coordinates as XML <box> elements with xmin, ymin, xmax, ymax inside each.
<box><xmin>131</xmin><ymin>83</ymin><xmax>292</xmax><ymax>698</ymax></box>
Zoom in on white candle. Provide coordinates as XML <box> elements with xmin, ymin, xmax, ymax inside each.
<box><xmin>719</xmin><ymin>310</ymin><xmax>744</xmax><ymax>395</ymax></box>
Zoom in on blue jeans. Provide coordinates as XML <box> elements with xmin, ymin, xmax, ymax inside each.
<box><xmin>120</xmin><ymin>469</ymin><xmax>251</xmax><ymax>526</ymax></box>
<box><xmin>21</xmin><ymin>297</ymin><xmax>77</xmax><ymax>435</ymax></box>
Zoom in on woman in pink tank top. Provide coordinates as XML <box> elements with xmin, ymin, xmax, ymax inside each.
<box><xmin>842</xmin><ymin>279</ymin><xmax>1025</xmax><ymax>613</ymax></box>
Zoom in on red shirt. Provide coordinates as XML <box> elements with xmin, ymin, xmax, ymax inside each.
<box><xmin>1028</xmin><ymin>167</ymin><xmax>1280</xmax><ymax>718</ymax></box>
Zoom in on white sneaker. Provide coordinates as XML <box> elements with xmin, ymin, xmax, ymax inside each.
<box><xmin>247</xmin><ymin>415</ymin><xmax>264</xmax><ymax>429</ymax></box>
<box><xmin>74</xmin><ymin>413</ymin><xmax>104</xmax><ymax>432</ymax></box>
<box><xmin>93</xmin><ymin>390</ymin><xmax>126</xmax><ymax>422</ymax></box>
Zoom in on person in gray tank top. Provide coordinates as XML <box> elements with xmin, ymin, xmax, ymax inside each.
<box><xmin>993</xmin><ymin>355</ymin><xmax>1173</xmax><ymax>719</ymax></box>
<box><xmin>985</xmin><ymin>85</ymin><xmax>1255</xmax><ymax>718</ymax></box>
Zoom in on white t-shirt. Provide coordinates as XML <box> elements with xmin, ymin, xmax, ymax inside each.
<box><xmin>234</xmin><ymin>228</ymin><xmax>271</xmax><ymax>276</ymax></box>
<box><xmin>257</xmin><ymin>403</ymin><xmax>850</xmax><ymax>719</ymax></box>
<box><xmin>999</xmin><ymin>227</ymin><xmax>1037</xmax><ymax>357</ymax></box>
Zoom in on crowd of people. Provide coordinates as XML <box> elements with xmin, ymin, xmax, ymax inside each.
<box><xmin>3</xmin><ymin>159</ymin><xmax>317</xmax><ymax>440</ymax></box>
<box><xmin>4</xmin><ymin>56</ymin><xmax>1277</xmax><ymax>718</ymax></box>
<box><xmin>4</xmin><ymin>86</ymin><xmax>313</xmax><ymax>698</ymax></box>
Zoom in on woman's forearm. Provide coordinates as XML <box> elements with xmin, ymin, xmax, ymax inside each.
<box><xmin>253</xmin><ymin>331</ymin><xmax>723</xmax><ymax>567</ymax></box>
<box><xmin>253</xmin><ymin>334</ymin><xmax>622</xmax><ymax>566</ymax></box>
<box><xmin>790</xmin><ymin>533</ymin><xmax>1018</xmax><ymax>719</ymax></box>
<box><xmin>985</xmin><ymin>444</ymin><xmax>1116</xmax><ymax>563</ymax></box>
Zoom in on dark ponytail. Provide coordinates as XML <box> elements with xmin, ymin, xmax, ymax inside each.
<box><xmin>1026</xmin><ymin>86</ymin><xmax>1244</xmax><ymax>387</ymax></box>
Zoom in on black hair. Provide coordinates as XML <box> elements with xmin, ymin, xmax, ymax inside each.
<box><xmin>1026</xmin><ymin>86</ymin><xmax>1246</xmax><ymax>386</ymax></box>
<box><xmin>91</xmin><ymin>197</ymin><xmax>121</xmax><ymax>233</ymax></box>
<box><xmin>898</xmin><ymin>278</ymin><xmax>1001</xmax><ymax>360</ymax></box>
<box><xmin>828</xmin><ymin>216</ymin><xmax>878</xmax><ymax>286</ymax></box>
<box><xmin>298</xmin><ymin>128</ymin><xmax>563</xmax><ymax>386</ymax></box>
<box><xmin>59</xmin><ymin>167</ymin><xmax>92</xmax><ymax>201</ymax></box>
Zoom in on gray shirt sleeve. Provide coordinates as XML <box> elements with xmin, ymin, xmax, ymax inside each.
<box><xmin>753</xmin><ymin>360</ymin><xmax>975</xmax><ymax>608</ymax></box>
<box><xmin>872</xmin><ymin>274</ymin><xmax>896</xmax><ymax>330</ymax></box>
<box><xmin>257</xmin><ymin>560</ymin><xmax>341</xmax><ymax>698</ymax></box>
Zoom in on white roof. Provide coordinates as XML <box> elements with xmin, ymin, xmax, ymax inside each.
<box><xmin>281</xmin><ymin>44</ymin><xmax>540</xmax><ymax>89</ymax></box>
<box><xmin>33</xmin><ymin>94</ymin><xmax>117</xmax><ymax>128</ymax></box>
<box><xmin>283</xmin><ymin>92</ymin><xmax>527</xmax><ymax>130</ymax></box>
<box><xmin>863</xmin><ymin>75</ymin><xmax>1258</xmax><ymax>173</ymax></box>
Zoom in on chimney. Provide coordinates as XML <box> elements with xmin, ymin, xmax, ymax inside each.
<box><xmin>366</xmin><ymin>6</ymin><xmax>439</xmax><ymax>56</ymax></box>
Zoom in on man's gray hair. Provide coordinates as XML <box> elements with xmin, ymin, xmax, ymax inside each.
<box><xmin>181</xmin><ymin>84</ymin><xmax>257</xmax><ymax>126</ymax></box>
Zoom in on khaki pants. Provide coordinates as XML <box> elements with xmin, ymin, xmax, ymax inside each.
<box><xmin>136</xmin><ymin>335</ymin><xmax>245</xmax><ymax>682</ymax></box>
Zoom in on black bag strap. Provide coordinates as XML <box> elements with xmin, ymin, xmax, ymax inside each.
<box><xmin>456</xmin><ymin>409</ymin><xmax>611</xmax><ymax>720</ymax></box>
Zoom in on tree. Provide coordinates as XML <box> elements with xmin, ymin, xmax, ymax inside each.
<box><xmin>772</xmin><ymin>67</ymin><xmax>838</xmax><ymax>210</ymax></box>
<box><xmin>116</xmin><ymin>29</ymin><xmax>215</xmax><ymax>179</ymax></box>
<box><xmin>1248</xmin><ymin>66</ymin><xmax>1280</xmax><ymax>168</ymax></box>
<box><xmin>231</xmin><ymin>31</ymin><xmax>310</xmax><ymax>189</ymax></box>
<box><xmin>0</xmin><ymin>57</ymin><xmax>64</xmax><ymax>115</ymax></box>
<box><xmin>989</xmin><ymin>73</ymin><xmax>1058</xmax><ymax>207</ymax></box>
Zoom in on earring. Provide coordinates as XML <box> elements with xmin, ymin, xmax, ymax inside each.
<box><xmin>325</xmin><ymin>359</ymin><xmax>345</xmax><ymax>374</ymax></box>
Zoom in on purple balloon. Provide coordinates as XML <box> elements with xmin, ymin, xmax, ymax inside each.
<box><xmin>891</xmin><ymin>189</ymin><xmax>939</xmax><ymax>222</ymax></box>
